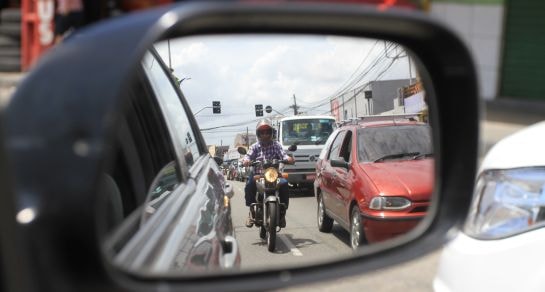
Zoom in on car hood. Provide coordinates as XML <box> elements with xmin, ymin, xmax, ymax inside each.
<box><xmin>480</xmin><ymin>121</ymin><xmax>545</xmax><ymax>172</ymax></box>
<box><xmin>359</xmin><ymin>159</ymin><xmax>433</xmax><ymax>201</ymax></box>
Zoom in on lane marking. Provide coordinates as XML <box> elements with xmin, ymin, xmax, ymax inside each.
<box><xmin>279</xmin><ymin>234</ymin><xmax>303</xmax><ymax>256</ymax></box>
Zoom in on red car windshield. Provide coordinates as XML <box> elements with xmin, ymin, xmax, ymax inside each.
<box><xmin>357</xmin><ymin>125</ymin><xmax>432</xmax><ymax>162</ymax></box>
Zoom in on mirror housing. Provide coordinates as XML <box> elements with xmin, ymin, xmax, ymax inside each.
<box><xmin>288</xmin><ymin>144</ymin><xmax>297</xmax><ymax>152</ymax></box>
<box><xmin>331</xmin><ymin>159</ymin><xmax>350</xmax><ymax>170</ymax></box>
<box><xmin>0</xmin><ymin>2</ymin><xmax>479</xmax><ymax>292</ymax></box>
<box><xmin>237</xmin><ymin>146</ymin><xmax>247</xmax><ymax>155</ymax></box>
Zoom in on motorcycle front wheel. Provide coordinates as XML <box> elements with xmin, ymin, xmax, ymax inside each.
<box><xmin>266</xmin><ymin>203</ymin><xmax>277</xmax><ymax>252</ymax></box>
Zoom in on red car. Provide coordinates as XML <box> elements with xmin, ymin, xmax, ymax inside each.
<box><xmin>314</xmin><ymin>118</ymin><xmax>433</xmax><ymax>249</ymax></box>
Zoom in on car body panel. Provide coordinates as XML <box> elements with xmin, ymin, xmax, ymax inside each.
<box><xmin>434</xmin><ymin>121</ymin><xmax>545</xmax><ymax>292</ymax></box>
<box><xmin>479</xmin><ymin>121</ymin><xmax>545</xmax><ymax>171</ymax></box>
<box><xmin>358</xmin><ymin>160</ymin><xmax>434</xmax><ymax>202</ymax></box>
<box><xmin>434</xmin><ymin>230</ymin><xmax>545</xmax><ymax>292</ymax></box>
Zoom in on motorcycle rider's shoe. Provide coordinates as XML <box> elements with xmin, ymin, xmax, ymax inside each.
<box><xmin>279</xmin><ymin>205</ymin><xmax>287</xmax><ymax>228</ymax></box>
<box><xmin>279</xmin><ymin>214</ymin><xmax>286</xmax><ymax>228</ymax></box>
<box><xmin>245</xmin><ymin>209</ymin><xmax>254</xmax><ymax>228</ymax></box>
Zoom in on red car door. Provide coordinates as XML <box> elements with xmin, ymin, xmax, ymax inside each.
<box><xmin>330</xmin><ymin>131</ymin><xmax>353</xmax><ymax>224</ymax></box>
<box><xmin>320</xmin><ymin>131</ymin><xmax>346</xmax><ymax>215</ymax></box>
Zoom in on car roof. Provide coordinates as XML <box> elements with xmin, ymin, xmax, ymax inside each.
<box><xmin>279</xmin><ymin>115</ymin><xmax>335</xmax><ymax>121</ymax></box>
<box><xmin>338</xmin><ymin>120</ymin><xmax>426</xmax><ymax>130</ymax></box>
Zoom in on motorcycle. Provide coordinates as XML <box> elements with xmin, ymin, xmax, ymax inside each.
<box><xmin>238</xmin><ymin>145</ymin><xmax>296</xmax><ymax>252</ymax></box>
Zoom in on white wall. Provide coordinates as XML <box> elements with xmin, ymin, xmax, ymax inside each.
<box><xmin>430</xmin><ymin>3</ymin><xmax>504</xmax><ymax>100</ymax></box>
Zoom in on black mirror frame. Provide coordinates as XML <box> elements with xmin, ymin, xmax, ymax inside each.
<box><xmin>0</xmin><ymin>2</ymin><xmax>478</xmax><ymax>292</ymax></box>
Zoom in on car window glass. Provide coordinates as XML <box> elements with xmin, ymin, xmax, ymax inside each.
<box><xmin>339</xmin><ymin>131</ymin><xmax>352</xmax><ymax>162</ymax></box>
<box><xmin>328</xmin><ymin>130</ymin><xmax>346</xmax><ymax>161</ymax></box>
<box><xmin>281</xmin><ymin>118</ymin><xmax>336</xmax><ymax>146</ymax></box>
<box><xmin>141</xmin><ymin>161</ymin><xmax>180</xmax><ymax>225</ymax></box>
<box><xmin>141</xmin><ymin>51</ymin><xmax>201</xmax><ymax>168</ymax></box>
<box><xmin>357</xmin><ymin>125</ymin><xmax>432</xmax><ymax>162</ymax></box>
<box><xmin>319</xmin><ymin>131</ymin><xmax>339</xmax><ymax>160</ymax></box>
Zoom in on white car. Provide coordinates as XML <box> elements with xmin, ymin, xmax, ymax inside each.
<box><xmin>434</xmin><ymin>121</ymin><xmax>545</xmax><ymax>292</ymax></box>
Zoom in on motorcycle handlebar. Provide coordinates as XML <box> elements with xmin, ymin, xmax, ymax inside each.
<box><xmin>248</xmin><ymin>159</ymin><xmax>290</xmax><ymax>167</ymax></box>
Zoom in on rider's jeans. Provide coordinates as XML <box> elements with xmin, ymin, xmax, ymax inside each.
<box><xmin>244</xmin><ymin>172</ymin><xmax>289</xmax><ymax>209</ymax></box>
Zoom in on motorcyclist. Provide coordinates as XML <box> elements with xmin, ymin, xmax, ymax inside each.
<box><xmin>243</xmin><ymin>119</ymin><xmax>294</xmax><ymax>228</ymax></box>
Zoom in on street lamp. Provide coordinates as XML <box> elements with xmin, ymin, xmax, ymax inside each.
<box><xmin>195</xmin><ymin>101</ymin><xmax>221</xmax><ymax>115</ymax></box>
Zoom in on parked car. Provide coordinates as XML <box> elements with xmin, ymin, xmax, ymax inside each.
<box><xmin>434</xmin><ymin>121</ymin><xmax>545</xmax><ymax>292</ymax></box>
<box><xmin>315</xmin><ymin>117</ymin><xmax>434</xmax><ymax>249</ymax></box>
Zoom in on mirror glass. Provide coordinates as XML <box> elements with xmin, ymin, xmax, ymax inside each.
<box><xmin>103</xmin><ymin>34</ymin><xmax>433</xmax><ymax>276</ymax></box>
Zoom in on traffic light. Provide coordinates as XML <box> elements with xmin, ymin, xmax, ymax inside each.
<box><xmin>255</xmin><ymin>104</ymin><xmax>263</xmax><ymax>117</ymax></box>
<box><xmin>212</xmin><ymin>101</ymin><xmax>221</xmax><ymax>114</ymax></box>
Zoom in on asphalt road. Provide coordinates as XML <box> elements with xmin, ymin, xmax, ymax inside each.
<box><xmin>230</xmin><ymin>181</ymin><xmax>353</xmax><ymax>271</ymax></box>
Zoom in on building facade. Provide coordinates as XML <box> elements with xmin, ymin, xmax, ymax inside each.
<box><xmin>430</xmin><ymin>0</ymin><xmax>545</xmax><ymax>102</ymax></box>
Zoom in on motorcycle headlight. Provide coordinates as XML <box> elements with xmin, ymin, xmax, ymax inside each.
<box><xmin>264</xmin><ymin>167</ymin><xmax>279</xmax><ymax>183</ymax></box>
<box><xmin>464</xmin><ymin>167</ymin><xmax>545</xmax><ymax>240</ymax></box>
<box><xmin>369</xmin><ymin>196</ymin><xmax>411</xmax><ymax>210</ymax></box>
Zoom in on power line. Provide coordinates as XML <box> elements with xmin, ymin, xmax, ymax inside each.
<box><xmin>200</xmin><ymin>118</ymin><xmax>260</xmax><ymax>131</ymax></box>
<box><xmin>325</xmin><ymin>47</ymin><xmax>405</xmax><ymax>117</ymax></box>
<box><xmin>328</xmin><ymin>40</ymin><xmax>380</xmax><ymax>98</ymax></box>
<box><xmin>334</xmin><ymin>43</ymin><xmax>396</xmax><ymax>96</ymax></box>
<box><xmin>195</xmin><ymin>113</ymin><xmax>254</xmax><ymax>118</ymax></box>
<box><xmin>299</xmin><ymin>40</ymin><xmax>381</xmax><ymax>111</ymax></box>
<box><xmin>304</xmin><ymin>42</ymin><xmax>397</xmax><ymax>112</ymax></box>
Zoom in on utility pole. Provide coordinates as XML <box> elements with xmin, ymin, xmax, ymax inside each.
<box><xmin>290</xmin><ymin>94</ymin><xmax>299</xmax><ymax>115</ymax></box>
<box><xmin>246</xmin><ymin>127</ymin><xmax>249</xmax><ymax>148</ymax></box>
<box><xmin>341</xmin><ymin>94</ymin><xmax>345</xmax><ymax>120</ymax></box>
<box><xmin>408</xmin><ymin>56</ymin><xmax>413</xmax><ymax>85</ymax></box>
<box><xmin>353</xmin><ymin>89</ymin><xmax>357</xmax><ymax>118</ymax></box>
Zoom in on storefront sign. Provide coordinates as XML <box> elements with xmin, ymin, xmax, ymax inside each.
<box><xmin>38</xmin><ymin>0</ymin><xmax>54</xmax><ymax>46</ymax></box>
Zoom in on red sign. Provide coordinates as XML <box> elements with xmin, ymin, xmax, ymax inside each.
<box><xmin>21</xmin><ymin>0</ymin><xmax>55</xmax><ymax>71</ymax></box>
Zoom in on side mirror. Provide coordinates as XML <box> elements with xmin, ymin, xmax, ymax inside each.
<box><xmin>288</xmin><ymin>144</ymin><xmax>297</xmax><ymax>152</ymax></box>
<box><xmin>0</xmin><ymin>2</ymin><xmax>479</xmax><ymax>292</ymax></box>
<box><xmin>237</xmin><ymin>147</ymin><xmax>247</xmax><ymax>155</ymax></box>
<box><xmin>331</xmin><ymin>159</ymin><xmax>350</xmax><ymax>170</ymax></box>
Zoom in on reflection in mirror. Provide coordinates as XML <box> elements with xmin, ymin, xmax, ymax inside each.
<box><xmin>141</xmin><ymin>161</ymin><xmax>180</xmax><ymax>226</ymax></box>
<box><xmin>103</xmin><ymin>34</ymin><xmax>433</xmax><ymax>277</ymax></box>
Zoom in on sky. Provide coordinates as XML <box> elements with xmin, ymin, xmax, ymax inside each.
<box><xmin>155</xmin><ymin>34</ymin><xmax>416</xmax><ymax>147</ymax></box>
